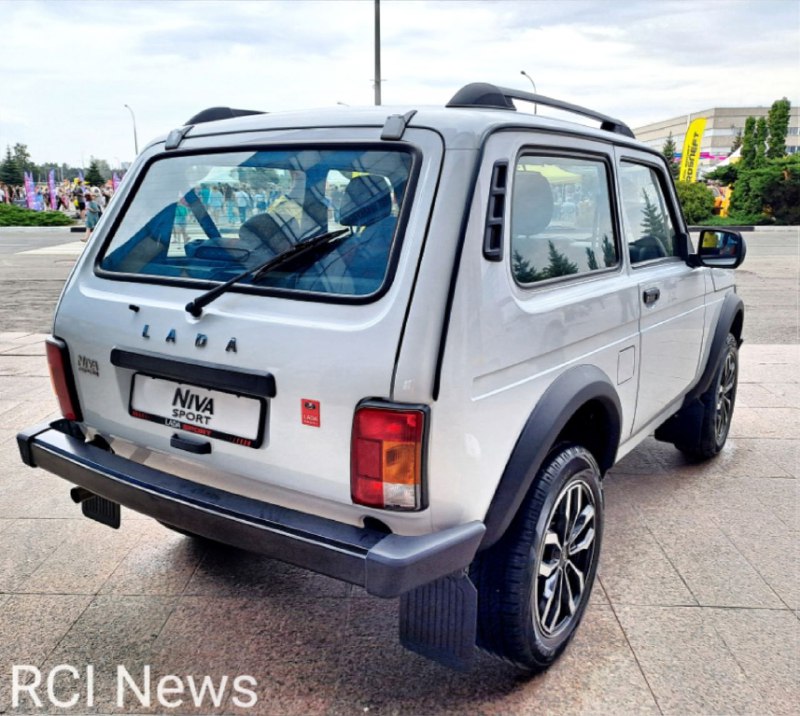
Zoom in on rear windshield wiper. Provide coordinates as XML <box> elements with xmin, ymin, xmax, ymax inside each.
<box><xmin>185</xmin><ymin>228</ymin><xmax>350</xmax><ymax>317</ymax></box>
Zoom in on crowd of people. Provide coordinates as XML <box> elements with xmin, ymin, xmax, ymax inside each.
<box><xmin>0</xmin><ymin>179</ymin><xmax>116</xmax><ymax>218</ymax></box>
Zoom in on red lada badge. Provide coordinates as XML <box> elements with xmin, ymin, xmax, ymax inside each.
<box><xmin>301</xmin><ymin>399</ymin><xmax>321</xmax><ymax>427</ymax></box>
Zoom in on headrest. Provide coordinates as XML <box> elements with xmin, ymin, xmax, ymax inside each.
<box><xmin>511</xmin><ymin>171</ymin><xmax>554</xmax><ymax>235</ymax></box>
<box><xmin>339</xmin><ymin>176</ymin><xmax>392</xmax><ymax>227</ymax></box>
<box><xmin>239</xmin><ymin>212</ymin><xmax>299</xmax><ymax>255</ymax></box>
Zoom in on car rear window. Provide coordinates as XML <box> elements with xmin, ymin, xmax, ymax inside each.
<box><xmin>99</xmin><ymin>148</ymin><xmax>413</xmax><ymax>298</ymax></box>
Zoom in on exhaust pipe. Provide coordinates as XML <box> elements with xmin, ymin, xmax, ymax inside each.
<box><xmin>70</xmin><ymin>487</ymin><xmax>95</xmax><ymax>504</ymax></box>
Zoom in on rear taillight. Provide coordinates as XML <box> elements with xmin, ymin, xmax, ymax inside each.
<box><xmin>45</xmin><ymin>337</ymin><xmax>82</xmax><ymax>421</ymax></box>
<box><xmin>351</xmin><ymin>404</ymin><xmax>426</xmax><ymax>511</ymax></box>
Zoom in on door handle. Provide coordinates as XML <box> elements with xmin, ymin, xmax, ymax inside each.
<box><xmin>643</xmin><ymin>287</ymin><xmax>661</xmax><ymax>305</ymax></box>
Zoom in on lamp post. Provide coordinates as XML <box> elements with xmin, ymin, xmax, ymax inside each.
<box><xmin>520</xmin><ymin>70</ymin><xmax>538</xmax><ymax>114</ymax></box>
<box><xmin>124</xmin><ymin>104</ymin><xmax>139</xmax><ymax>156</ymax></box>
<box><xmin>373</xmin><ymin>0</ymin><xmax>382</xmax><ymax>105</ymax></box>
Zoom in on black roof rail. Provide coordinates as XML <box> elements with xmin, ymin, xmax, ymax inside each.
<box><xmin>446</xmin><ymin>82</ymin><xmax>634</xmax><ymax>139</ymax></box>
<box><xmin>185</xmin><ymin>107</ymin><xmax>266</xmax><ymax>125</ymax></box>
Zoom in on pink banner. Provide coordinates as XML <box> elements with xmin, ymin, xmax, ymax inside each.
<box><xmin>24</xmin><ymin>172</ymin><xmax>36</xmax><ymax>209</ymax></box>
<box><xmin>112</xmin><ymin>172</ymin><xmax>121</xmax><ymax>191</ymax></box>
<box><xmin>48</xmin><ymin>170</ymin><xmax>57</xmax><ymax>210</ymax></box>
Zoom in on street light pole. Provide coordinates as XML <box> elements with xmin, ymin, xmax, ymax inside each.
<box><xmin>374</xmin><ymin>0</ymin><xmax>382</xmax><ymax>105</ymax></box>
<box><xmin>124</xmin><ymin>104</ymin><xmax>139</xmax><ymax>156</ymax></box>
<box><xmin>520</xmin><ymin>70</ymin><xmax>538</xmax><ymax>114</ymax></box>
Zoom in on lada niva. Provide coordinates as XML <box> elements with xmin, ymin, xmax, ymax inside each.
<box><xmin>18</xmin><ymin>83</ymin><xmax>746</xmax><ymax>671</ymax></box>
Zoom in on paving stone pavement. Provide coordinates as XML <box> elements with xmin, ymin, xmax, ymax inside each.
<box><xmin>0</xmin><ymin>333</ymin><xmax>797</xmax><ymax>716</ymax></box>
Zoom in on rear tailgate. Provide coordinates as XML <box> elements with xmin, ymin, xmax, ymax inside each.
<box><xmin>53</xmin><ymin>128</ymin><xmax>444</xmax><ymax>521</ymax></box>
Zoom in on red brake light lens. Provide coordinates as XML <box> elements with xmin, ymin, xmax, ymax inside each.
<box><xmin>351</xmin><ymin>405</ymin><xmax>425</xmax><ymax>510</ymax></box>
<box><xmin>45</xmin><ymin>337</ymin><xmax>82</xmax><ymax>422</ymax></box>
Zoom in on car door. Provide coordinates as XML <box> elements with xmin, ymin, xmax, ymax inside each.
<box><xmin>615</xmin><ymin>147</ymin><xmax>706</xmax><ymax>433</ymax></box>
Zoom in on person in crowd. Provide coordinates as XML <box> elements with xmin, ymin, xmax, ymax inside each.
<box><xmin>208</xmin><ymin>184</ymin><xmax>224</xmax><ymax>222</ymax></box>
<box><xmin>83</xmin><ymin>190</ymin><xmax>102</xmax><ymax>241</ymax></box>
<box><xmin>234</xmin><ymin>185</ymin><xmax>252</xmax><ymax>223</ymax></box>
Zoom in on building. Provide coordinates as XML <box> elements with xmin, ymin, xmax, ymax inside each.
<box><xmin>633</xmin><ymin>105</ymin><xmax>800</xmax><ymax>176</ymax></box>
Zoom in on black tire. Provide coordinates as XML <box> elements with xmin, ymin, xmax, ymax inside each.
<box><xmin>471</xmin><ymin>444</ymin><xmax>603</xmax><ymax>672</ymax></box>
<box><xmin>676</xmin><ymin>333</ymin><xmax>739</xmax><ymax>459</ymax></box>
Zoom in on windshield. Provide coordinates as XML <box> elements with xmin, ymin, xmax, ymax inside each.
<box><xmin>99</xmin><ymin>148</ymin><xmax>413</xmax><ymax>297</ymax></box>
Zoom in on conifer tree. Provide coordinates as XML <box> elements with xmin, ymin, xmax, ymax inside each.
<box><xmin>740</xmin><ymin>116</ymin><xmax>757</xmax><ymax>169</ymax></box>
<box><xmin>662</xmin><ymin>132</ymin><xmax>679</xmax><ymax>179</ymax></box>
<box><xmin>767</xmin><ymin>97</ymin><xmax>791</xmax><ymax>159</ymax></box>
<box><xmin>754</xmin><ymin>117</ymin><xmax>768</xmax><ymax>168</ymax></box>
<box><xmin>544</xmin><ymin>241</ymin><xmax>578</xmax><ymax>278</ymax></box>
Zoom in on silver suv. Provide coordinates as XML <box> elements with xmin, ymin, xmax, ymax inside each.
<box><xmin>18</xmin><ymin>83</ymin><xmax>746</xmax><ymax>672</ymax></box>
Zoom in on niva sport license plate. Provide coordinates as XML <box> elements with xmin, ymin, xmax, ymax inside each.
<box><xmin>129</xmin><ymin>374</ymin><xmax>265</xmax><ymax>448</ymax></box>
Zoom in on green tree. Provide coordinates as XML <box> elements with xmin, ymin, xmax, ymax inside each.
<box><xmin>85</xmin><ymin>159</ymin><xmax>105</xmax><ymax>186</ymax></box>
<box><xmin>740</xmin><ymin>116</ymin><xmax>757</xmax><ymax>169</ymax></box>
<box><xmin>767</xmin><ymin>97</ymin><xmax>791</xmax><ymax>159</ymax></box>
<box><xmin>640</xmin><ymin>189</ymin><xmax>669</xmax><ymax>243</ymax></box>
<box><xmin>731</xmin><ymin>155</ymin><xmax>800</xmax><ymax>224</ymax></box>
<box><xmin>512</xmin><ymin>250</ymin><xmax>544</xmax><ymax>283</ymax></box>
<box><xmin>0</xmin><ymin>146</ymin><xmax>23</xmax><ymax>185</ymax></box>
<box><xmin>11</xmin><ymin>143</ymin><xmax>34</xmax><ymax>177</ymax></box>
<box><xmin>754</xmin><ymin>117</ymin><xmax>768</xmax><ymax>168</ymax></box>
<box><xmin>730</xmin><ymin>127</ymin><xmax>743</xmax><ymax>154</ymax></box>
<box><xmin>705</xmin><ymin>163</ymin><xmax>738</xmax><ymax>186</ymax></box>
<box><xmin>675</xmin><ymin>181</ymin><xmax>715</xmax><ymax>224</ymax></box>
<box><xmin>544</xmin><ymin>241</ymin><xmax>578</xmax><ymax>278</ymax></box>
<box><xmin>662</xmin><ymin>132</ymin><xmax>679</xmax><ymax>179</ymax></box>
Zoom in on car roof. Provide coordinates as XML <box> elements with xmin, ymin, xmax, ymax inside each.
<box><xmin>151</xmin><ymin>83</ymin><xmax>656</xmax><ymax>156</ymax></box>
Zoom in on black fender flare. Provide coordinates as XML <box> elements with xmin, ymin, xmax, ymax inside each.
<box><xmin>480</xmin><ymin>364</ymin><xmax>622</xmax><ymax>549</ymax></box>
<box><xmin>685</xmin><ymin>292</ymin><xmax>744</xmax><ymax>404</ymax></box>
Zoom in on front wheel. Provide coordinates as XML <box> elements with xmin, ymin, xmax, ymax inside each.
<box><xmin>676</xmin><ymin>332</ymin><xmax>739</xmax><ymax>459</ymax></box>
<box><xmin>471</xmin><ymin>444</ymin><xmax>603</xmax><ymax>671</ymax></box>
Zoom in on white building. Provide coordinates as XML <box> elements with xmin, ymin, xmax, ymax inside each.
<box><xmin>633</xmin><ymin>105</ymin><xmax>800</xmax><ymax>176</ymax></box>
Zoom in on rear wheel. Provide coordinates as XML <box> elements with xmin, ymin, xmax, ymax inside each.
<box><xmin>471</xmin><ymin>444</ymin><xmax>603</xmax><ymax>671</ymax></box>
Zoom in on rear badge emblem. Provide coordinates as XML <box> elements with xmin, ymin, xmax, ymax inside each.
<box><xmin>77</xmin><ymin>355</ymin><xmax>99</xmax><ymax>376</ymax></box>
<box><xmin>301</xmin><ymin>399</ymin><xmax>321</xmax><ymax>428</ymax></box>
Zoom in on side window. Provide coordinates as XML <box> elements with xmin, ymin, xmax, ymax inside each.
<box><xmin>618</xmin><ymin>162</ymin><xmax>679</xmax><ymax>263</ymax></box>
<box><xmin>510</xmin><ymin>155</ymin><xmax>618</xmax><ymax>285</ymax></box>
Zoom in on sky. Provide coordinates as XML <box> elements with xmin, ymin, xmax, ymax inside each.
<box><xmin>3</xmin><ymin>0</ymin><xmax>799</xmax><ymax>169</ymax></box>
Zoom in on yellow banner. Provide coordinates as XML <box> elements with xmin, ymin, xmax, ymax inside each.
<box><xmin>679</xmin><ymin>117</ymin><xmax>706</xmax><ymax>183</ymax></box>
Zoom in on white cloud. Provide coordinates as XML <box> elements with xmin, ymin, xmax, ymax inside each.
<box><xmin>1</xmin><ymin>0</ymin><xmax>797</xmax><ymax>167</ymax></box>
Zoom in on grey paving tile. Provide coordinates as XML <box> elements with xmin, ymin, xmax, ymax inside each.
<box><xmin>599</xmin><ymin>501</ymin><xmax>697</xmax><ymax>606</ymax></box>
<box><xmin>707</xmin><ymin>607</ymin><xmax>799</xmax><ymax>716</ymax></box>
<box><xmin>0</xmin><ymin>519</ymin><xmax>86</xmax><ymax>592</ymax></box>
<box><xmin>20</xmin><ymin>519</ymin><xmax>139</xmax><ymax>595</ymax></box>
<box><xmin>743</xmin><ymin>438</ymin><xmax>799</xmax><ymax>476</ymax></box>
<box><xmin>614</xmin><ymin>605</ymin><xmax>770</xmax><ymax>715</ymax></box>
<box><xmin>0</xmin><ymin>398</ymin><xmax>59</xmax><ymax>430</ymax></box>
<box><xmin>0</xmin><ymin>593</ymin><xmax>92</xmax><ymax>666</ymax></box>
<box><xmin>99</xmin><ymin>521</ymin><xmax>206</xmax><ymax>596</ymax></box>
<box><xmin>0</xmin><ymin>374</ymin><xmax>48</xmax><ymax>398</ymax></box>
<box><xmin>0</xmin><ymin>354</ymin><xmax>50</xmax><ymax>378</ymax></box>
<box><xmin>645</xmin><ymin>514</ymin><xmax>784</xmax><ymax>609</ymax></box>
<box><xmin>729</xmin><ymin>407</ymin><xmax>800</xmax><ymax>440</ymax></box>
<box><xmin>32</xmin><ymin>596</ymin><xmax>179</xmax><ymax>714</ymax></box>
<box><xmin>0</xmin><ymin>518</ymin><xmax>14</xmax><ymax>536</ymax></box>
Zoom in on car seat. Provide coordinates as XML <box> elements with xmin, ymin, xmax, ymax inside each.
<box><xmin>302</xmin><ymin>175</ymin><xmax>397</xmax><ymax>294</ymax></box>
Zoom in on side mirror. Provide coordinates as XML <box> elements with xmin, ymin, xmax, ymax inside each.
<box><xmin>695</xmin><ymin>229</ymin><xmax>746</xmax><ymax>268</ymax></box>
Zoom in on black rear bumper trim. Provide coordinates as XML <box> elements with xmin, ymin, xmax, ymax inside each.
<box><xmin>17</xmin><ymin>423</ymin><xmax>484</xmax><ymax>597</ymax></box>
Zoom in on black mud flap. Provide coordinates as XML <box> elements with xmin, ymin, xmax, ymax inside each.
<box><xmin>399</xmin><ymin>571</ymin><xmax>477</xmax><ymax>671</ymax></box>
<box><xmin>71</xmin><ymin>488</ymin><xmax>121</xmax><ymax>529</ymax></box>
